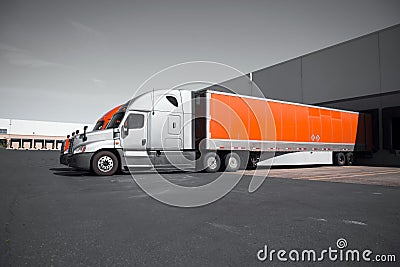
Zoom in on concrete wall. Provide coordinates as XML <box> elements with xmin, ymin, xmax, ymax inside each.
<box><xmin>252</xmin><ymin>25</ymin><xmax>400</xmax><ymax>107</ymax></box>
<box><xmin>302</xmin><ymin>34</ymin><xmax>380</xmax><ymax>104</ymax></box>
<box><xmin>380</xmin><ymin>25</ymin><xmax>400</xmax><ymax>94</ymax></box>
<box><xmin>253</xmin><ymin>59</ymin><xmax>302</xmax><ymax>102</ymax></box>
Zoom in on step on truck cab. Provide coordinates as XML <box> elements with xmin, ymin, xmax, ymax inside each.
<box><xmin>66</xmin><ymin>89</ymin><xmax>372</xmax><ymax>175</ymax></box>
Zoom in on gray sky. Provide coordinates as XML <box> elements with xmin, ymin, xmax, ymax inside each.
<box><xmin>1</xmin><ymin>0</ymin><xmax>399</xmax><ymax>123</ymax></box>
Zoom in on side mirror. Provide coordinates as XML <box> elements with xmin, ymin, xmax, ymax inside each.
<box><xmin>122</xmin><ymin>120</ymin><xmax>129</xmax><ymax>136</ymax></box>
<box><xmin>83</xmin><ymin>125</ymin><xmax>88</xmax><ymax>142</ymax></box>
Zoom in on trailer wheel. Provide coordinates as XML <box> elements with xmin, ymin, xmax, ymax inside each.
<box><xmin>223</xmin><ymin>152</ymin><xmax>241</xmax><ymax>172</ymax></box>
<box><xmin>92</xmin><ymin>151</ymin><xmax>118</xmax><ymax>176</ymax></box>
<box><xmin>203</xmin><ymin>152</ymin><xmax>221</xmax><ymax>173</ymax></box>
<box><xmin>334</xmin><ymin>152</ymin><xmax>346</xmax><ymax>166</ymax></box>
<box><xmin>346</xmin><ymin>152</ymin><xmax>354</xmax><ymax>166</ymax></box>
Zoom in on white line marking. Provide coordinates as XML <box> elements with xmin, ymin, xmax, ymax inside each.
<box><xmin>309</xmin><ymin>217</ymin><xmax>327</xmax><ymax>222</ymax></box>
<box><xmin>206</xmin><ymin>222</ymin><xmax>241</xmax><ymax>235</ymax></box>
<box><xmin>306</xmin><ymin>170</ymin><xmax>400</xmax><ymax>181</ymax></box>
<box><xmin>128</xmin><ymin>189</ymin><xmax>169</xmax><ymax>198</ymax></box>
<box><xmin>343</xmin><ymin>220</ymin><xmax>367</xmax><ymax>226</ymax></box>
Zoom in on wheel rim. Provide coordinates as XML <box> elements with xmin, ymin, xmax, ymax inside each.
<box><xmin>207</xmin><ymin>156</ymin><xmax>217</xmax><ymax>170</ymax></box>
<box><xmin>228</xmin><ymin>157</ymin><xmax>238</xmax><ymax>169</ymax></box>
<box><xmin>338</xmin><ymin>154</ymin><xmax>345</xmax><ymax>163</ymax></box>
<box><xmin>98</xmin><ymin>155</ymin><xmax>114</xmax><ymax>172</ymax></box>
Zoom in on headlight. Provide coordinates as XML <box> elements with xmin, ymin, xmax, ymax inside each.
<box><xmin>73</xmin><ymin>145</ymin><xmax>86</xmax><ymax>154</ymax></box>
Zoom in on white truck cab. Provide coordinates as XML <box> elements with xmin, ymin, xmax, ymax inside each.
<box><xmin>67</xmin><ymin>89</ymin><xmax>196</xmax><ymax>175</ymax></box>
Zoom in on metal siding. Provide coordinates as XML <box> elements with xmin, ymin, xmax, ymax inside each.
<box><xmin>217</xmin><ymin>75</ymin><xmax>252</xmax><ymax>96</ymax></box>
<box><xmin>381</xmin><ymin>93</ymin><xmax>400</xmax><ymax>109</ymax></box>
<box><xmin>380</xmin><ymin>25</ymin><xmax>400</xmax><ymax>93</ymax></box>
<box><xmin>253</xmin><ymin>59</ymin><xmax>302</xmax><ymax>102</ymax></box>
<box><xmin>302</xmin><ymin>34</ymin><xmax>380</xmax><ymax>103</ymax></box>
<box><xmin>322</xmin><ymin>96</ymin><xmax>381</xmax><ymax>111</ymax></box>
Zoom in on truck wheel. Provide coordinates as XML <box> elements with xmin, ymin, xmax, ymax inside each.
<box><xmin>92</xmin><ymin>151</ymin><xmax>118</xmax><ymax>176</ymax></box>
<box><xmin>223</xmin><ymin>152</ymin><xmax>241</xmax><ymax>172</ymax></box>
<box><xmin>334</xmin><ymin>152</ymin><xmax>346</xmax><ymax>166</ymax></box>
<box><xmin>346</xmin><ymin>152</ymin><xmax>354</xmax><ymax>166</ymax></box>
<box><xmin>203</xmin><ymin>152</ymin><xmax>221</xmax><ymax>173</ymax></box>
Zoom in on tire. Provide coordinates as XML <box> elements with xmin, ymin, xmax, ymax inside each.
<box><xmin>223</xmin><ymin>152</ymin><xmax>241</xmax><ymax>172</ymax></box>
<box><xmin>334</xmin><ymin>152</ymin><xmax>346</xmax><ymax>166</ymax></box>
<box><xmin>203</xmin><ymin>152</ymin><xmax>221</xmax><ymax>173</ymax></box>
<box><xmin>346</xmin><ymin>152</ymin><xmax>354</xmax><ymax>166</ymax></box>
<box><xmin>92</xmin><ymin>151</ymin><xmax>118</xmax><ymax>176</ymax></box>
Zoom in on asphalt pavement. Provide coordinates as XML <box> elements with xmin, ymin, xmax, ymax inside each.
<box><xmin>0</xmin><ymin>149</ymin><xmax>399</xmax><ymax>266</ymax></box>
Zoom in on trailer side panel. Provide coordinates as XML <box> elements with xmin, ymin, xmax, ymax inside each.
<box><xmin>207</xmin><ymin>91</ymin><xmax>362</xmax><ymax>152</ymax></box>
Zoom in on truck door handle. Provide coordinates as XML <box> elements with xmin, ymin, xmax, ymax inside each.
<box><xmin>142</xmin><ymin>139</ymin><xmax>146</xmax><ymax>146</ymax></box>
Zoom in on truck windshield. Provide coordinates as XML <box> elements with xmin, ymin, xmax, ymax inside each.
<box><xmin>106</xmin><ymin>112</ymin><xmax>125</xmax><ymax>129</ymax></box>
<box><xmin>93</xmin><ymin>120</ymin><xmax>104</xmax><ymax>131</ymax></box>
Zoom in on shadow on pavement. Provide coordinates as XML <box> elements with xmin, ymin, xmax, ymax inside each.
<box><xmin>50</xmin><ymin>167</ymin><xmax>93</xmax><ymax>177</ymax></box>
<box><xmin>49</xmin><ymin>167</ymin><xmax>75</xmax><ymax>171</ymax></box>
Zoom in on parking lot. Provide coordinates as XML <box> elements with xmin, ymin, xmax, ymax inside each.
<box><xmin>1</xmin><ymin>150</ymin><xmax>399</xmax><ymax>266</ymax></box>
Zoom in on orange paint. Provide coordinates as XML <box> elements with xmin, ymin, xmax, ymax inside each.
<box><xmin>63</xmin><ymin>138</ymin><xmax>70</xmax><ymax>152</ymax></box>
<box><xmin>209</xmin><ymin>92</ymin><xmax>360</xmax><ymax>145</ymax></box>
<box><xmin>97</xmin><ymin>105</ymin><xmax>122</xmax><ymax>130</ymax></box>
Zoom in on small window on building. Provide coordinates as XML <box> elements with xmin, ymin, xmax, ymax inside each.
<box><xmin>166</xmin><ymin>96</ymin><xmax>178</xmax><ymax>107</ymax></box>
<box><xmin>0</xmin><ymin>129</ymin><xmax>7</xmax><ymax>134</ymax></box>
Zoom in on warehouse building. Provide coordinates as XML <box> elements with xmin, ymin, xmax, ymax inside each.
<box><xmin>0</xmin><ymin>119</ymin><xmax>90</xmax><ymax>150</ymax></box>
<box><xmin>213</xmin><ymin>24</ymin><xmax>400</xmax><ymax>166</ymax></box>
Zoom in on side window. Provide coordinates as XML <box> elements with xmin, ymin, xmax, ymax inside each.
<box><xmin>166</xmin><ymin>96</ymin><xmax>178</xmax><ymax>107</ymax></box>
<box><xmin>127</xmin><ymin>114</ymin><xmax>144</xmax><ymax>129</ymax></box>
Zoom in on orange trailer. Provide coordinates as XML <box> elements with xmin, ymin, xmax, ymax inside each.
<box><xmin>195</xmin><ymin>90</ymin><xmax>372</xmax><ymax>167</ymax></box>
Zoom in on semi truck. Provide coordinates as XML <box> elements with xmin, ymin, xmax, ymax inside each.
<box><xmin>59</xmin><ymin>104</ymin><xmax>124</xmax><ymax>165</ymax></box>
<box><xmin>62</xmin><ymin>89</ymin><xmax>372</xmax><ymax>176</ymax></box>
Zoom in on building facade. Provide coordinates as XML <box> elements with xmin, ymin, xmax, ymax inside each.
<box><xmin>0</xmin><ymin>119</ymin><xmax>91</xmax><ymax>150</ymax></box>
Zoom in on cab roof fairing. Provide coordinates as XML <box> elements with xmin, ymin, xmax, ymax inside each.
<box><xmin>126</xmin><ymin>89</ymin><xmax>191</xmax><ymax>113</ymax></box>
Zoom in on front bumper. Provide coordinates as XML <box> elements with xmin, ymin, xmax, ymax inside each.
<box><xmin>68</xmin><ymin>152</ymin><xmax>94</xmax><ymax>171</ymax></box>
